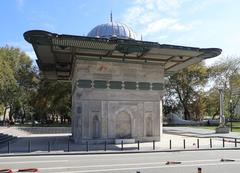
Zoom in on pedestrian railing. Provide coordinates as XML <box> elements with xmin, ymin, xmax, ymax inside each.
<box><xmin>0</xmin><ymin>137</ymin><xmax>239</xmax><ymax>154</ymax></box>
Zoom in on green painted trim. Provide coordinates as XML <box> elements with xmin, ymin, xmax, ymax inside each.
<box><xmin>76</xmin><ymin>79</ymin><xmax>164</xmax><ymax>91</ymax></box>
<box><xmin>109</xmin><ymin>81</ymin><xmax>122</xmax><ymax>89</ymax></box>
<box><xmin>94</xmin><ymin>80</ymin><xmax>107</xmax><ymax>89</ymax></box>
<box><xmin>138</xmin><ymin>82</ymin><xmax>150</xmax><ymax>90</ymax></box>
<box><xmin>77</xmin><ymin>80</ymin><xmax>92</xmax><ymax>88</ymax></box>
<box><xmin>124</xmin><ymin>81</ymin><xmax>137</xmax><ymax>90</ymax></box>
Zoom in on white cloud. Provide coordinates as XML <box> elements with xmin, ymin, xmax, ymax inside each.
<box><xmin>122</xmin><ymin>0</ymin><xmax>193</xmax><ymax>38</ymax></box>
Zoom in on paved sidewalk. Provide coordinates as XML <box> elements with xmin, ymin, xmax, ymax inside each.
<box><xmin>164</xmin><ymin>126</ymin><xmax>240</xmax><ymax>139</ymax></box>
<box><xmin>0</xmin><ymin>126</ymin><xmax>240</xmax><ymax>155</ymax></box>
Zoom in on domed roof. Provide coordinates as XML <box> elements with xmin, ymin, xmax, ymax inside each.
<box><xmin>87</xmin><ymin>22</ymin><xmax>136</xmax><ymax>40</ymax></box>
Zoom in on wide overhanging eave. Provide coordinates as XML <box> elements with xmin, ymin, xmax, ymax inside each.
<box><xmin>24</xmin><ymin>30</ymin><xmax>222</xmax><ymax>80</ymax></box>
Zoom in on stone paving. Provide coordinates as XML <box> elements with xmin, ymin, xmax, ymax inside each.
<box><xmin>0</xmin><ymin>126</ymin><xmax>239</xmax><ymax>155</ymax></box>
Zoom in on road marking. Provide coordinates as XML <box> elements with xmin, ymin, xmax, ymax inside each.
<box><xmin>0</xmin><ymin>160</ymin><xmax>68</xmax><ymax>164</ymax></box>
<box><xmin>36</xmin><ymin>162</ymin><xmax>240</xmax><ymax>173</ymax></box>
<box><xmin>9</xmin><ymin>159</ymin><xmax>240</xmax><ymax>172</ymax></box>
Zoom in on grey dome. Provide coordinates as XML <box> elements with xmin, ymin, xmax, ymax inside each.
<box><xmin>87</xmin><ymin>22</ymin><xmax>136</xmax><ymax>39</ymax></box>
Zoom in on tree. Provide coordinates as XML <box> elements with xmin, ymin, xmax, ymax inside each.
<box><xmin>164</xmin><ymin>63</ymin><xmax>209</xmax><ymax>120</ymax></box>
<box><xmin>30</xmin><ymin>78</ymin><xmax>71</xmax><ymax>124</ymax></box>
<box><xmin>208</xmin><ymin>57</ymin><xmax>240</xmax><ymax>119</ymax></box>
<box><xmin>0</xmin><ymin>46</ymin><xmax>38</xmax><ymax>124</ymax></box>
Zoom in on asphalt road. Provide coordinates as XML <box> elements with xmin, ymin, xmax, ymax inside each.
<box><xmin>1</xmin><ymin>150</ymin><xmax>240</xmax><ymax>173</ymax></box>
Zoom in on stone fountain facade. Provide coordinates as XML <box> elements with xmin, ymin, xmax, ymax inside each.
<box><xmin>71</xmin><ymin>60</ymin><xmax>164</xmax><ymax>143</ymax></box>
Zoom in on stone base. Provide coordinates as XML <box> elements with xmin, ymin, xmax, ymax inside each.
<box><xmin>215</xmin><ymin>126</ymin><xmax>230</xmax><ymax>134</ymax></box>
<box><xmin>115</xmin><ymin>138</ymin><xmax>135</xmax><ymax>144</ymax></box>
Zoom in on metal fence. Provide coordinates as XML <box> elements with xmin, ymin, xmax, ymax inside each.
<box><xmin>0</xmin><ymin>137</ymin><xmax>239</xmax><ymax>154</ymax></box>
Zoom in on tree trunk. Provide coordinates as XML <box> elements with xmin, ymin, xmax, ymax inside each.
<box><xmin>3</xmin><ymin>107</ymin><xmax>8</xmax><ymax>126</ymax></box>
<box><xmin>184</xmin><ymin>107</ymin><xmax>191</xmax><ymax>120</ymax></box>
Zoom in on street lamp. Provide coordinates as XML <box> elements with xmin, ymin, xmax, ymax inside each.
<box><xmin>229</xmin><ymin>99</ymin><xmax>234</xmax><ymax>132</ymax></box>
<box><xmin>216</xmin><ymin>84</ymin><xmax>230</xmax><ymax>133</ymax></box>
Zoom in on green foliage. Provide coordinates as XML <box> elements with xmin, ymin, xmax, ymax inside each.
<box><xmin>164</xmin><ymin>57</ymin><xmax>240</xmax><ymax>121</ymax></box>
<box><xmin>0</xmin><ymin>45</ymin><xmax>71</xmax><ymax>125</ymax></box>
<box><xmin>164</xmin><ymin>63</ymin><xmax>209</xmax><ymax>120</ymax></box>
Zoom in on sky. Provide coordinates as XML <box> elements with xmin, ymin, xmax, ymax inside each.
<box><xmin>1</xmin><ymin>0</ymin><xmax>240</xmax><ymax>65</ymax></box>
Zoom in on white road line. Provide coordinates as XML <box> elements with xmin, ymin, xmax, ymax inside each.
<box><xmin>10</xmin><ymin>159</ymin><xmax>240</xmax><ymax>171</ymax></box>
<box><xmin>0</xmin><ymin>149</ymin><xmax>238</xmax><ymax>160</ymax></box>
<box><xmin>0</xmin><ymin>160</ymin><xmax>68</xmax><ymax>164</ymax></box>
<box><xmin>38</xmin><ymin>162</ymin><xmax>240</xmax><ymax>173</ymax></box>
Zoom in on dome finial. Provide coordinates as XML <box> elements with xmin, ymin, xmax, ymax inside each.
<box><xmin>110</xmin><ymin>11</ymin><xmax>113</xmax><ymax>22</ymax></box>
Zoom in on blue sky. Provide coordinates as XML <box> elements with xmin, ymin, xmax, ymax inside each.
<box><xmin>1</xmin><ymin>0</ymin><xmax>240</xmax><ymax>65</ymax></box>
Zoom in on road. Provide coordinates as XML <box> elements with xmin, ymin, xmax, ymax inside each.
<box><xmin>1</xmin><ymin>150</ymin><xmax>240</xmax><ymax>173</ymax></box>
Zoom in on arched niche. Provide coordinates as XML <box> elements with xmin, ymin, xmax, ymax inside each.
<box><xmin>116</xmin><ymin>111</ymin><xmax>131</xmax><ymax>138</ymax></box>
<box><xmin>92</xmin><ymin>115</ymin><xmax>100</xmax><ymax>138</ymax></box>
<box><xmin>145</xmin><ymin>114</ymin><xmax>153</xmax><ymax>137</ymax></box>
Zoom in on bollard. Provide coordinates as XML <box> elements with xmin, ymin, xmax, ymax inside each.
<box><xmin>183</xmin><ymin>139</ymin><xmax>186</xmax><ymax>149</ymax></box>
<box><xmin>121</xmin><ymin>140</ymin><xmax>123</xmax><ymax>151</ymax></box>
<box><xmin>210</xmin><ymin>138</ymin><xmax>212</xmax><ymax>148</ymax></box>
<box><xmin>197</xmin><ymin>139</ymin><xmax>199</xmax><ymax>149</ymax></box>
<box><xmin>8</xmin><ymin>141</ymin><xmax>10</xmax><ymax>154</ymax></box>
<box><xmin>67</xmin><ymin>138</ymin><xmax>70</xmax><ymax>152</ymax></box>
<box><xmin>104</xmin><ymin>140</ymin><xmax>107</xmax><ymax>151</ymax></box>
<box><xmin>169</xmin><ymin>139</ymin><xmax>172</xmax><ymax>149</ymax></box>
<box><xmin>153</xmin><ymin>140</ymin><xmax>155</xmax><ymax>150</ymax></box>
<box><xmin>28</xmin><ymin>140</ymin><xmax>31</xmax><ymax>153</ymax></box>
<box><xmin>235</xmin><ymin>138</ymin><xmax>237</xmax><ymax>147</ymax></box>
<box><xmin>198</xmin><ymin>167</ymin><xmax>202</xmax><ymax>173</ymax></box>
<box><xmin>137</xmin><ymin>140</ymin><xmax>140</xmax><ymax>150</ymax></box>
<box><xmin>223</xmin><ymin>138</ymin><xmax>225</xmax><ymax>148</ymax></box>
<box><xmin>48</xmin><ymin>141</ymin><xmax>51</xmax><ymax>152</ymax></box>
<box><xmin>86</xmin><ymin>141</ymin><xmax>89</xmax><ymax>152</ymax></box>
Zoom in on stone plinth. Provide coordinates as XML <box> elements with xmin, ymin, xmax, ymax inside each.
<box><xmin>215</xmin><ymin>126</ymin><xmax>229</xmax><ymax>134</ymax></box>
<box><xmin>115</xmin><ymin>139</ymin><xmax>135</xmax><ymax>144</ymax></box>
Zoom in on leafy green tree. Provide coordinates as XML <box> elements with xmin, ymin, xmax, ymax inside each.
<box><xmin>164</xmin><ymin>63</ymin><xmax>209</xmax><ymax>120</ymax></box>
<box><xmin>0</xmin><ymin>46</ymin><xmax>38</xmax><ymax>124</ymax></box>
<box><xmin>208</xmin><ymin>57</ymin><xmax>240</xmax><ymax>119</ymax></box>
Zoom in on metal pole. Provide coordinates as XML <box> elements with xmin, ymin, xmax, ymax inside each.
<box><xmin>169</xmin><ymin>139</ymin><xmax>172</xmax><ymax>149</ymax></box>
<box><xmin>121</xmin><ymin>140</ymin><xmax>123</xmax><ymax>151</ymax></box>
<box><xmin>8</xmin><ymin>141</ymin><xmax>10</xmax><ymax>154</ymax></box>
<box><xmin>67</xmin><ymin>138</ymin><xmax>70</xmax><ymax>152</ymax></box>
<box><xmin>210</xmin><ymin>138</ymin><xmax>212</xmax><ymax>148</ymax></box>
<box><xmin>28</xmin><ymin>140</ymin><xmax>31</xmax><ymax>153</ymax></box>
<box><xmin>230</xmin><ymin>99</ymin><xmax>233</xmax><ymax>132</ymax></box>
<box><xmin>48</xmin><ymin>141</ymin><xmax>51</xmax><ymax>152</ymax></box>
<box><xmin>86</xmin><ymin>141</ymin><xmax>89</xmax><ymax>152</ymax></box>
<box><xmin>219</xmin><ymin>88</ymin><xmax>225</xmax><ymax>127</ymax></box>
<box><xmin>104</xmin><ymin>140</ymin><xmax>107</xmax><ymax>151</ymax></box>
<box><xmin>223</xmin><ymin>138</ymin><xmax>225</xmax><ymax>148</ymax></box>
<box><xmin>137</xmin><ymin>140</ymin><xmax>140</xmax><ymax>150</ymax></box>
<box><xmin>183</xmin><ymin>139</ymin><xmax>186</xmax><ymax>149</ymax></box>
<box><xmin>235</xmin><ymin>138</ymin><xmax>237</xmax><ymax>147</ymax></box>
<box><xmin>197</xmin><ymin>139</ymin><xmax>199</xmax><ymax>149</ymax></box>
<box><xmin>153</xmin><ymin>140</ymin><xmax>155</xmax><ymax>150</ymax></box>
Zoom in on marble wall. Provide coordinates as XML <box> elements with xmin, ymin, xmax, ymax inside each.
<box><xmin>72</xmin><ymin>59</ymin><xmax>164</xmax><ymax>143</ymax></box>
